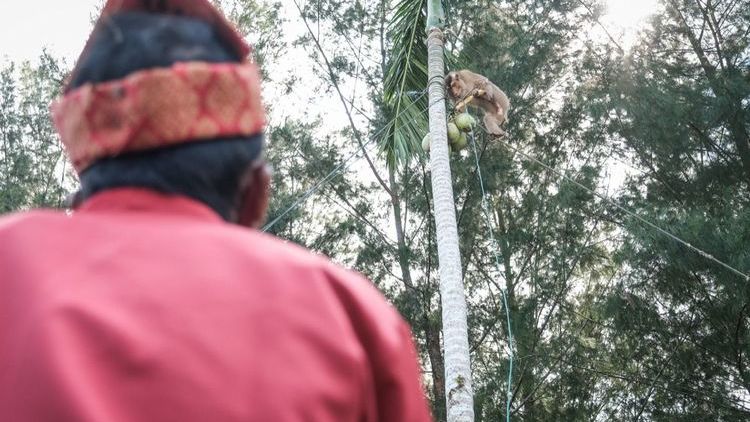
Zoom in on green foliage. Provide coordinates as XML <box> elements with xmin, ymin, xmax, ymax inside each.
<box><xmin>214</xmin><ymin>0</ymin><xmax>287</xmax><ymax>79</ymax></box>
<box><xmin>0</xmin><ymin>52</ymin><xmax>72</xmax><ymax>212</ymax></box>
<box><xmin>381</xmin><ymin>0</ymin><xmax>430</xmax><ymax>168</ymax></box>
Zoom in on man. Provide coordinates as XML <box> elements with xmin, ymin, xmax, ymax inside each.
<box><xmin>0</xmin><ymin>1</ymin><xmax>433</xmax><ymax>421</ymax></box>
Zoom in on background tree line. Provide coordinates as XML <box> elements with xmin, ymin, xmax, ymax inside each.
<box><xmin>1</xmin><ymin>0</ymin><xmax>748</xmax><ymax>420</ymax></box>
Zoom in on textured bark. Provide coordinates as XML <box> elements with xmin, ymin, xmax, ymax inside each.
<box><xmin>426</xmin><ymin>26</ymin><xmax>475</xmax><ymax>421</ymax></box>
<box><xmin>425</xmin><ymin>314</ymin><xmax>447</xmax><ymax>420</ymax></box>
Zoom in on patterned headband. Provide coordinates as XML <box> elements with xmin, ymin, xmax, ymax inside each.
<box><xmin>52</xmin><ymin>61</ymin><xmax>265</xmax><ymax>172</ymax></box>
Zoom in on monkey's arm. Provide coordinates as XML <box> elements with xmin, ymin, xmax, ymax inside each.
<box><xmin>455</xmin><ymin>89</ymin><xmax>485</xmax><ymax>111</ymax></box>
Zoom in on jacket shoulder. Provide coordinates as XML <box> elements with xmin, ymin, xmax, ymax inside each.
<box><xmin>0</xmin><ymin>210</ymin><xmax>65</xmax><ymax>232</ymax></box>
<box><xmin>242</xmin><ymin>231</ymin><xmax>407</xmax><ymax>329</ymax></box>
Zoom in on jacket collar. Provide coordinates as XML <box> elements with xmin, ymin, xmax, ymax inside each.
<box><xmin>76</xmin><ymin>188</ymin><xmax>224</xmax><ymax>223</ymax></box>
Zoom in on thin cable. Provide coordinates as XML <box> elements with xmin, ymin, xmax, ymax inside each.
<box><xmin>262</xmin><ymin>134</ymin><xmax>378</xmax><ymax>232</ymax></box>
<box><xmin>467</xmin><ymin>128</ymin><xmax>514</xmax><ymax>422</ymax></box>
<box><xmin>485</xmin><ymin>130</ymin><xmax>750</xmax><ymax>282</ymax></box>
<box><xmin>262</xmin><ymin>90</ymin><xmax>429</xmax><ymax>232</ymax></box>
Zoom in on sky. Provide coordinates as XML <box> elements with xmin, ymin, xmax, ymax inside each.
<box><xmin>600</xmin><ymin>0</ymin><xmax>661</xmax><ymax>49</ymax></box>
<box><xmin>0</xmin><ymin>0</ymin><xmax>660</xmax><ymax>227</ymax></box>
<box><xmin>0</xmin><ymin>0</ymin><xmax>660</xmax><ymax>131</ymax></box>
<box><xmin>0</xmin><ymin>0</ymin><xmax>99</xmax><ymax>64</ymax></box>
<box><xmin>0</xmin><ymin>0</ymin><xmax>660</xmax><ymax>64</ymax></box>
<box><xmin>0</xmin><ymin>0</ymin><xmax>658</xmax><ymax>188</ymax></box>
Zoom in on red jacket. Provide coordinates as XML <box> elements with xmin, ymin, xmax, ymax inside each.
<box><xmin>0</xmin><ymin>189</ymin><xmax>433</xmax><ymax>422</ymax></box>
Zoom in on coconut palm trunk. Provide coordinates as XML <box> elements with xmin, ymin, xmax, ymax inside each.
<box><xmin>426</xmin><ymin>1</ymin><xmax>474</xmax><ymax>420</ymax></box>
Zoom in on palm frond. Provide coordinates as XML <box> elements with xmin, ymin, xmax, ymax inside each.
<box><xmin>380</xmin><ymin>0</ymin><xmax>460</xmax><ymax>170</ymax></box>
<box><xmin>381</xmin><ymin>0</ymin><xmax>429</xmax><ymax>170</ymax></box>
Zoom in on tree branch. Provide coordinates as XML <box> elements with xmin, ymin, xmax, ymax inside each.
<box><xmin>293</xmin><ymin>0</ymin><xmax>393</xmax><ymax>198</ymax></box>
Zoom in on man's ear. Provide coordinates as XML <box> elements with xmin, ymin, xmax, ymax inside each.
<box><xmin>236</xmin><ymin>163</ymin><xmax>271</xmax><ymax>228</ymax></box>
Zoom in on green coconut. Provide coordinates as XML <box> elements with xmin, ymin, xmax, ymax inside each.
<box><xmin>422</xmin><ymin>134</ymin><xmax>431</xmax><ymax>151</ymax></box>
<box><xmin>454</xmin><ymin>113</ymin><xmax>476</xmax><ymax>132</ymax></box>
<box><xmin>452</xmin><ymin>132</ymin><xmax>468</xmax><ymax>151</ymax></box>
<box><xmin>447</xmin><ymin>122</ymin><xmax>460</xmax><ymax>142</ymax></box>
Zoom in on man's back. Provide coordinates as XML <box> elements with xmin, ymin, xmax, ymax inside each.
<box><xmin>0</xmin><ymin>189</ymin><xmax>431</xmax><ymax>421</ymax></box>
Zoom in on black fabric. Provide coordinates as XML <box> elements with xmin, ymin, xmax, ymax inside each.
<box><xmin>70</xmin><ymin>11</ymin><xmax>241</xmax><ymax>89</ymax></box>
<box><xmin>71</xmin><ymin>12</ymin><xmax>263</xmax><ymax>221</ymax></box>
<box><xmin>78</xmin><ymin>135</ymin><xmax>264</xmax><ymax>220</ymax></box>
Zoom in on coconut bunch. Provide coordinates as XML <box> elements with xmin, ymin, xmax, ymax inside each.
<box><xmin>422</xmin><ymin>112</ymin><xmax>476</xmax><ymax>153</ymax></box>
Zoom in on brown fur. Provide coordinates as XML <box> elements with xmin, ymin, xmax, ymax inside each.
<box><xmin>445</xmin><ymin>69</ymin><xmax>510</xmax><ymax>136</ymax></box>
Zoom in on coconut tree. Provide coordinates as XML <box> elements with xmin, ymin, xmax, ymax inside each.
<box><xmin>383</xmin><ymin>0</ymin><xmax>474</xmax><ymax>420</ymax></box>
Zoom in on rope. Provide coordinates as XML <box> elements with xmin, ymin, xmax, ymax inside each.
<box><xmin>467</xmin><ymin>128</ymin><xmax>515</xmax><ymax>422</ymax></box>
<box><xmin>262</xmin><ymin>131</ymin><xmax>378</xmax><ymax>232</ymax></box>
<box><xmin>481</xmin><ymin>127</ymin><xmax>750</xmax><ymax>282</ymax></box>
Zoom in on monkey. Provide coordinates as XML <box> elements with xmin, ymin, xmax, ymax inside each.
<box><xmin>445</xmin><ymin>69</ymin><xmax>510</xmax><ymax>137</ymax></box>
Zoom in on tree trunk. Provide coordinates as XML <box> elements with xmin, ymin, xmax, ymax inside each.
<box><xmin>426</xmin><ymin>1</ymin><xmax>474</xmax><ymax>419</ymax></box>
<box><xmin>388</xmin><ymin>166</ymin><xmax>447</xmax><ymax>420</ymax></box>
<box><xmin>425</xmin><ymin>314</ymin><xmax>447</xmax><ymax>420</ymax></box>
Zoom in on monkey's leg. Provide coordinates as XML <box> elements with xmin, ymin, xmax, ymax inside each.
<box><xmin>483</xmin><ymin>114</ymin><xmax>505</xmax><ymax>137</ymax></box>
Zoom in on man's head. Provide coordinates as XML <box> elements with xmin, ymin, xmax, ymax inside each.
<box><xmin>54</xmin><ymin>2</ymin><xmax>269</xmax><ymax>227</ymax></box>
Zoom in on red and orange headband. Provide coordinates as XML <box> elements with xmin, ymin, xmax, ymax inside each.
<box><xmin>52</xmin><ymin>0</ymin><xmax>265</xmax><ymax>173</ymax></box>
